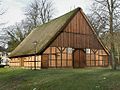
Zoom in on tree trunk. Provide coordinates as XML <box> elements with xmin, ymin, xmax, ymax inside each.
<box><xmin>111</xmin><ymin>43</ymin><xmax>116</xmax><ymax>70</ymax></box>
<box><xmin>118</xmin><ymin>48</ymin><xmax>120</xmax><ymax>63</ymax></box>
<box><xmin>117</xmin><ymin>46</ymin><xmax>120</xmax><ymax>68</ymax></box>
<box><xmin>109</xmin><ymin>0</ymin><xmax>116</xmax><ymax>70</ymax></box>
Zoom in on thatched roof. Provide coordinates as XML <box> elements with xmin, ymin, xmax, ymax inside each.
<box><xmin>10</xmin><ymin>8</ymin><xmax>79</xmax><ymax>58</ymax></box>
<box><xmin>9</xmin><ymin>7</ymin><xmax>109</xmax><ymax>58</ymax></box>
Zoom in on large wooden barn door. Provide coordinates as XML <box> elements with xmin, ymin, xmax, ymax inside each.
<box><xmin>73</xmin><ymin>49</ymin><xmax>86</xmax><ymax>68</ymax></box>
<box><xmin>73</xmin><ymin>50</ymin><xmax>80</xmax><ymax>68</ymax></box>
<box><xmin>41</xmin><ymin>55</ymin><xmax>49</xmax><ymax>68</ymax></box>
<box><xmin>79</xmin><ymin>50</ymin><xmax>86</xmax><ymax>68</ymax></box>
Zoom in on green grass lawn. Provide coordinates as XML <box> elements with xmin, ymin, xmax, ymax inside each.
<box><xmin>0</xmin><ymin>68</ymin><xmax>120</xmax><ymax>90</ymax></box>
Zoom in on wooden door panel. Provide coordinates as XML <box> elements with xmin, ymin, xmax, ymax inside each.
<box><xmin>73</xmin><ymin>49</ymin><xmax>86</xmax><ymax>68</ymax></box>
<box><xmin>79</xmin><ymin>50</ymin><xmax>86</xmax><ymax>68</ymax></box>
<box><xmin>41</xmin><ymin>55</ymin><xmax>49</xmax><ymax>68</ymax></box>
<box><xmin>73</xmin><ymin>50</ymin><xmax>80</xmax><ymax>68</ymax></box>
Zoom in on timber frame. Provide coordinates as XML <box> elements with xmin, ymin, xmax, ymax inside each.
<box><xmin>9</xmin><ymin>7</ymin><xmax>110</xmax><ymax>69</ymax></box>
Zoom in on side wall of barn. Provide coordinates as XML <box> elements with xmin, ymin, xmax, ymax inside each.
<box><xmin>9</xmin><ymin>55</ymin><xmax>41</xmax><ymax>69</ymax></box>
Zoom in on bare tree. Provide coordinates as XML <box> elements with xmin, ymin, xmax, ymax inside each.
<box><xmin>4</xmin><ymin>21</ymin><xmax>30</xmax><ymax>51</ymax></box>
<box><xmin>88</xmin><ymin>0</ymin><xmax>120</xmax><ymax>70</ymax></box>
<box><xmin>25</xmin><ymin>0</ymin><xmax>54</xmax><ymax>28</ymax></box>
<box><xmin>25</xmin><ymin>0</ymin><xmax>39</xmax><ymax>28</ymax></box>
<box><xmin>3</xmin><ymin>0</ymin><xmax>55</xmax><ymax>52</ymax></box>
<box><xmin>0</xmin><ymin>1</ymin><xmax>6</xmax><ymax>48</ymax></box>
<box><xmin>0</xmin><ymin>1</ymin><xmax>6</xmax><ymax>25</ymax></box>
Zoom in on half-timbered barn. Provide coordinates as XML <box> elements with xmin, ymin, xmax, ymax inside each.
<box><xmin>9</xmin><ymin>8</ymin><xmax>110</xmax><ymax>69</ymax></box>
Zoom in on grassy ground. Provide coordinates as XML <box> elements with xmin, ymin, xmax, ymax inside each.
<box><xmin>0</xmin><ymin>68</ymin><xmax>120</xmax><ymax>90</ymax></box>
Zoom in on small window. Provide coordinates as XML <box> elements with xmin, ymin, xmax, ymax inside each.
<box><xmin>67</xmin><ymin>48</ymin><xmax>73</xmax><ymax>54</ymax></box>
<box><xmin>86</xmin><ymin>49</ymin><xmax>90</xmax><ymax>54</ymax></box>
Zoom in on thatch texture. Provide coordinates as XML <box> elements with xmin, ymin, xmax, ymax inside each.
<box><xmin>10</xmin><ymin>8</ymin><xmax>79</xmax><ymax>57</ymax></box>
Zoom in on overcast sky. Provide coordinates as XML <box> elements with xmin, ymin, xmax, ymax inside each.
<box><xmin>1</xmin><ymin>0</ymin><xmax>92</xmax><ymax>27</ymax></box>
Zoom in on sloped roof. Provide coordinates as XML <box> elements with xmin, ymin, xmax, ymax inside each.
<box><xmin>9</xmin><ymin>8</ymin><xmax>79</xmax><ymax>58</ymax></box>
<box><xmin>9</xmin><ymin>7</ymin><xmax>109</xmax><ymax>58</ymax></box>
<box><xmin>80</xmin><ymin>10</ymin><xmax>110</xmax><ymax>55</ymax></box>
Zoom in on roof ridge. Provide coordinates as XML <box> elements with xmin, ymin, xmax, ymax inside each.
<box><xmin>80</xmin><ymin>10</ymin><xmax>110</xmax><ymax>55</ymax></box>
<box><xmin>35</xmin><ymin>7</ymin><xmax>81</xmax><ymax>30</ymax></box>
<box><xmin>9</xmin><ymin>7</ymin><xmax>81</xmax><ymax>57</ymax></box>
<box><xmin>39</xmin><ymin>7</ymin><xmax>80</xmax><ymax>54</ymax></box>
